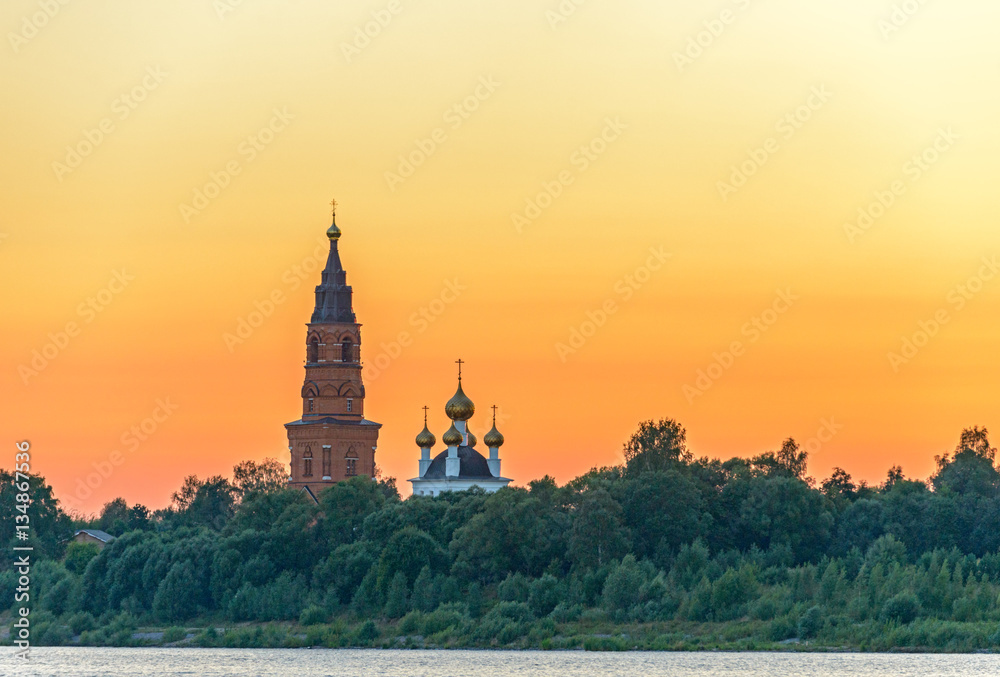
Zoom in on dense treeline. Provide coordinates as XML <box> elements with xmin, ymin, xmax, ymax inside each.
<box><xmin>4</xmin><ymin>420</ymin><xmax>1000</xmax><ymax>650</ymax></box>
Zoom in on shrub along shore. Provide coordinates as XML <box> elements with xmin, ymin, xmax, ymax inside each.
<box><xmin>4</xmin><ymin>420</ymin><xmax>1000</xmax><ymax>651</ymax></box>
<box><xmin>11</xmin><ymin>610</ymin><xmax>1000</xmax><ymax>652</ymax></box>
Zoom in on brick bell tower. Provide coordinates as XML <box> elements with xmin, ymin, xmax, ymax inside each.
<box><xmin>285</xmin><ymin>203</ymin><xmax>381</xmax><ymax>499</ymax></box>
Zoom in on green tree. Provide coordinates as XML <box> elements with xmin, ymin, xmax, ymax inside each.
<box><xmin>39</xmin><ymin>563</ymin><xmax>78</xmax><ymax>616</ymax></box>
<box><xmin>376</xmin><ymin>526</ymin><xmax>447</xmax><ymax>593</ymax></box>
<box><xmin>711</xmin><ymin>565</ymin><xmax>758</xmax><ymax>619</ymax></box>
<box><xmin>881</xmin><ymin>592</ymin><xmax>920</xmax><ymax>623</ymax></box>
<box><xmin>313</xmin><ymin>541</ymin><xmax>378</xmax><ymax>604</ymax></box>
<box><xmin>410</xmin><ymin>565</ymin><xmax>436</xmax><ymax>612</ymax></box>
<box><xmin>822</xmin><ymin>467</ymin><xmax>858</xmax><ymax>502</ymax></box>
<box><xmin>671</xmin><ymin>539</ymin><xmax>710</xmax><ymax>589</ymax></box>
<box><xmin>880</xmin><ymin>477</ymin><xmax>935</xmax><ymax>554</ymax></box>
<box><xmin>528</xmin><ymin>574</ymin><xmax>561</xmax><ymax>617</ymax></box>
<box><xmin>750</xmin><ymin>438</ymin><xmax>809</xmax><ymax>481</ymax></box>
<box><xmin>299</xmin><ymin>604</ymin><xmax>327</xmax><ymax>625</ymax></box>
<box><xmin>351</xmin><ymin>570</ymin><xmax>380</xmax><ymax>616</ymax></box>
<box><xmin>318</xmin><ymin>475</ymin><xmax>391</xmax><ymax>547</ymax></box>
<box><xmin>0</xmin><ymin>471</ymin><xmax>72</xmax><ymax>566</ymax></box>
<box><xmin>171</xmin><ymin>475</ymin><xmax>203</xmax><ymax>511</ymax></box>
<box><xmin>833</xmin><ymin>498</ymin><xmax>884</xmax><ymax>553</ymax></box>
<box><xmin>64</xmin><ymin>541</ymin><xmax>100</xmax><ymax>574</ymax></box>
<box><xmin>361</xmin><ymin>497</ymin><xmax>449</xmax><ymax>546</ymax></box>
<box><xmin>99</xmin><ymin>498</ymin><xmax>130</xmax><ymax>535</ymax></box>
<box><xmin>723</xmin><ymin>475</ymin><xmax>832</xmax><ymax>562</ymax></box>
<box><xmin>226</xmin><ymin>486</ymin><xmax>311</xmax><ymax>534</ymax></box>
<box><xmin>232</xmin><ymin>458</ymin><xmax>288</xmax><ymax>499</ymax></box>
<box><xmin>498</xmin><ymin>572</ymin><xmax>530</xmax><ymax>602</ymax></box>
<box><xmin>932</xmin><ymin>427</ymin><xmax>999</xmax><ymax>496</ymax></box>
<box><xmin>450</xmin><ymin>488</ymin><xmax>568</xmax><ymax>583</ymax></box>
<box><xmin>882</xmin><ymin>465</ymin><xmax>905</xmax><ymax>491</ymax></box>
<box><xmin>127</xmin><ymin>504</ymin><xmax>151</xmax><ymax>531</ymax></box>
<box><xmin>372</xmin><ymin>467</ymin><xmax>401</xmax><ymax>502</ymax></box>
<box><xmin>153</xmin><ymin>560</ymin><xmax>200</xmax><ymax>621</ymax></box>
<box><xmin>623</xmin><ymin>418</ymin><xmax>692</xmax><ymax>474</ymax></box>
<box><xmin>568</xmin><ymin>488</ymin><xmax>629</xmax><ymax>569</ymax></box>
<box><xmin>602</xmin><ymin>554</ymin><xmax>648</xmax><ymax>612</ymax></box>
<box><xmin>865</xmin><ymin>534</ymin><xmax>907</xmax><ymax>568</ymax></box>
<box><xmin>615</xmin><ymin>470</ymin><xmax>703</xmax><ymax>565</ymax></box>
<box><xmin>383</xmin><ymin>571</ymin><xmax>409</xmax><ymax>618</ymax></box>
<box><xmin>797</xmin><ymin>605</ymin><xmax>823</xmax><ymax>638</ymax></box>
<box><xmin>186</xmin><ymin>476</ymin><xmax>237</xmax><ymax>529</ymax></box>
<box><xmin>467</xmin><ymin>581</ymin><xmax>484</xmax><ymax>617</ymax></box>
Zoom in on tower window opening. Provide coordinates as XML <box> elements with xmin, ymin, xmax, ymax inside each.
<box><xmin>308</xmin><ymin>398</ymin><xmax>314</xmax><ymax>412</ymax></box>
<box><xmin>308</xmin><ymin>338</ymin><xmax>319</xmax><ymax>362</ymax></box>
<box><xmin>347</xmin><ymin>398</ymin><xmax>353</xmax><ymax>412</ymax></box>
<box><xmin>303</xmin><ymin>447</ymin><xmax>313</xmax><ymax>477</ymax></box>
<box><xmin>341</xmin><ymin>339</ymin><xmax>353</xmax><ymax>362</ymax></box>
<box><xmin>322</xmin><ymin>446</ymin><xmax>332</xmax><ymax>477</ymax></box>
<box><xmin>345</xmin><ymin>446</ymin><xmax>358</xmax><ymax>477</ymax></box>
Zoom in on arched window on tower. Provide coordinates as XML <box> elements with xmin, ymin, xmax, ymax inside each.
<box><xmin>341</xmin><ymin>339</ymin><xmax>353</xmax><ymax>363</ymax></box>
<box><xmin>345</xmin><ymin>446</ymin><xmax>359</xmax><ymax>477</ymax></box>
<box><xmin>308</xmin><ymin>338</ymin><xmax>319</xmax><ymax>362</ymax></box>
<box><xmin>303</xmin><ymin>446</ymin><xmax>313</xmax><ymax>477</ymax></box>
<box><xmin>322</xmin><ymin>446</ymin><xmax>332</xmax><ymax>478</ymax></box>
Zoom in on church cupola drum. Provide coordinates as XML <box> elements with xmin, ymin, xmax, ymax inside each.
<box><xmin>285</xmin><ymin>203</ymin><xmax>381</xmax><ymax>500</ymax></box>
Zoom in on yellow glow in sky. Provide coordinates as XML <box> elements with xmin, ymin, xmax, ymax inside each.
<box><xmin>3</xmin><ymin>0</ymin><xmax>1000</xmax><ymax>512</ymax></box>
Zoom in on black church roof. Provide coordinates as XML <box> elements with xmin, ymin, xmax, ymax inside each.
<box><xmin>422</xmin><ymin>445</ymin><xmax>494</xmax><ymax>480</ymax></box>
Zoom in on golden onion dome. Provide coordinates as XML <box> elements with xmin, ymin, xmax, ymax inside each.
<box><xmin>445</xmin><ymin>380</ymin><xmax>475</xmax><ymax>421</ymax></box>
<box><xmin>415</xmin><ymin>424</ymin><xmax>436</xmax><ymax>448</ymax></box>
<box><xmin>327</xmin><ymin>219</ymin><xmax>342</xmax><ymax>240</ymax></box>
<box><xmin>484</xmin><ymin>424</ymin><xmax>505</xmax><ymax>448</ymax></box>
<box><xmin>466</xmin><ymin>428</ymin><xmax>477</xmax><ymax>448</ymax></box>
<box><xmin>442</xmin><ymin>422</ymin><xmax>463</xmax><ymax>446</ymax></box>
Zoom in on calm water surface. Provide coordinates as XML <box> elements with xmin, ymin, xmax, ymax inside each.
<box><xmin>3</xmin><ymin>648</ymin><xmax>999</xmax><ymax>677</ymax></box>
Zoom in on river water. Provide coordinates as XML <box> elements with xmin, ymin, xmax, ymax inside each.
<box><xmin>3</xmin><ymin>648</ymin><xmax>999</xmax><ymax>676</ymax></box>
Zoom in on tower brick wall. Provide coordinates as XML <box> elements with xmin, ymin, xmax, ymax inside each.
<box><xmin>285</xmin><ymin>215</ymin><xmax>380</xmax><ymax>497</ymax></box>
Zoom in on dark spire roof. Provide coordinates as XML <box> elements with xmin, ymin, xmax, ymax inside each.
<box><xmin>311</xmin><ymin>216</ymin><xmax>356</xmax><ymax>323</ymax></box>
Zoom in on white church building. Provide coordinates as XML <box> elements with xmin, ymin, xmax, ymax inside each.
<box><xmin>408</xmin><ymin>362</ymin><xmax>511</xmax><ymax>496</ymax></box>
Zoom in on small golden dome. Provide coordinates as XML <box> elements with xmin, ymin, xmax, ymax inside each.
<box><xmin>415</xmin><ymin>425</ymin><xmax>436</xmax><ymax>448</ymax></box>
<box><xmin>442</xmin><ymin>422</ymin><xmax>463</xmax><ymax>446</ymax></box>
<box><xmin>484</xmin><ymin>424</ymin><xmax>504</xmax><ymax>448</ymax></box>
<box><xmin>445</xmin><ymin>381</ymin><xmax>475</xmax><ymax>421</ymax></box>
<box><xmin>466</xmin><ymin>428</ymin><xmax>477</xmax><ymax>448</ymax></box>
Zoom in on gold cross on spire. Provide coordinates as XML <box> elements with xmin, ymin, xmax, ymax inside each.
<box><xmin>422</xmin><ymin>405</ymin><xmax>429</xmax><ymax>424</ymax></box>
<box><xmin>329</xmin><ymin>198</ymin><xmax>338</xmax><ymax>217</ymax></box>
<box><xmin>491</xmin><ymin>404</ymin><xmax>498</xmax><ymax>424</ymax></box>
<box><xmin>455</xmin><ymin>358</ymin><xmax>464</xmax><ymax>380</ymax></box>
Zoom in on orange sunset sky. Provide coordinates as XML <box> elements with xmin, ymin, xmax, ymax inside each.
<box><xmin>3</xmin><ymin>1</ymin><xmax>1000</xmax><ymax>514</ymax></box>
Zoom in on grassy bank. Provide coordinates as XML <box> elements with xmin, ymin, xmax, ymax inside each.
<box><xmin>7</xmin><ymin>609</ymin><xmax>1000</xmax><ymax>652</ymax></box>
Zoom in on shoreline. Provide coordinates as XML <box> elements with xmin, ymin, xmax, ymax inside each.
<box><xmin>5</xmin><ymin>645</ymin><xmax>1000</xmax><ymax>654</ymax></box>
<box><xmin>5</xmin><ymin>617</ymin><xmax>1000</xmax><ymax>654</ymax></box>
